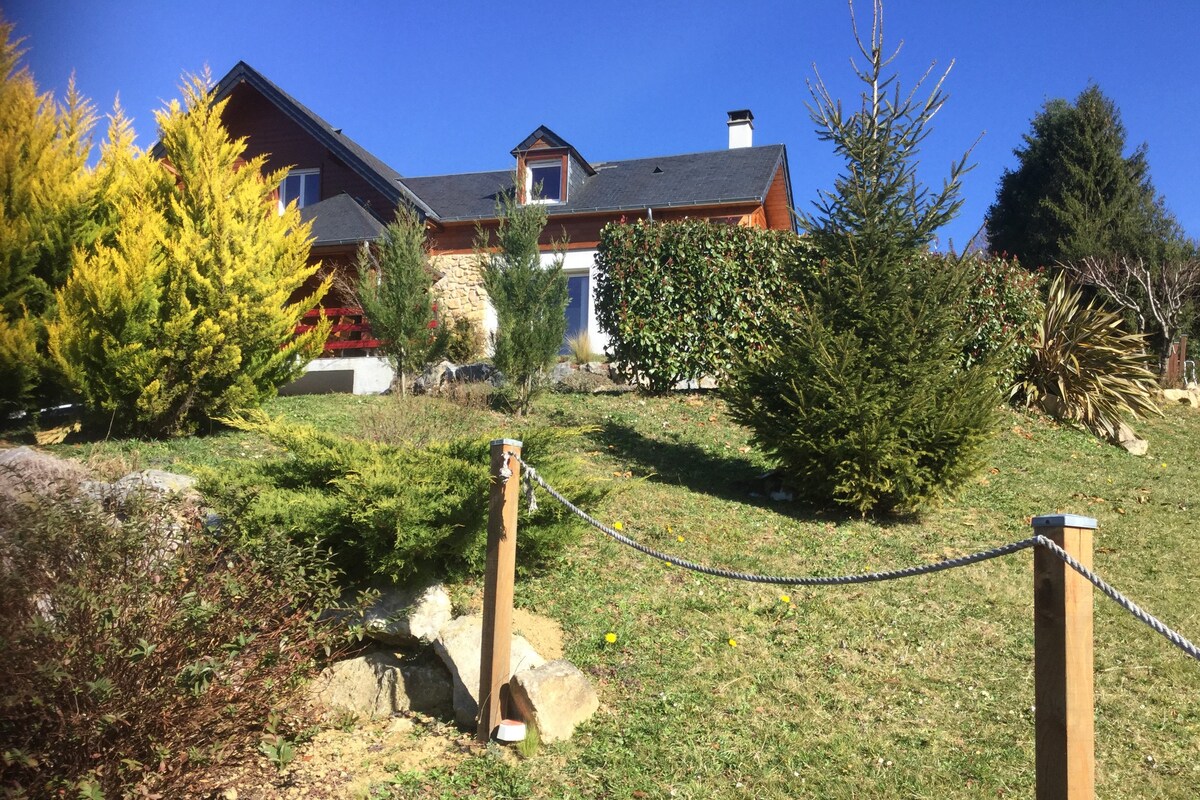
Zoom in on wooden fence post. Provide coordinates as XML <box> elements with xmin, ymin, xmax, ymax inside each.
<box><xmin>1032</xmin><ymin>514</ymin><xmax>1096</xmax><ymax>800</ymax></box>
<box><xmin>478</xmin><ymin>438</ymin><xmax>522</xmax><ymax>743</ymax></box>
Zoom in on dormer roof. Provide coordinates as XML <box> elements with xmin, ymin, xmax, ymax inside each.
<box><xmin>510</xmin><ymin>124</ymin><xmax>597</xmax><ymax>177</ymax></box>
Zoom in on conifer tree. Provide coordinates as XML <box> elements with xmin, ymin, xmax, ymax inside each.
<box><xmin>985</xmin><ymin>85</ymin><xmax>1184</xmax><ymax>269</ymax></box>
<box><xmin>355</xmin><ymin>206</ymin><xmax>449</xmax><ymax>396</ymax></box>
<box><xmin>725</xmin><ymin>0</ymin><xmax>1000</xmax><ymax>514</ymax></box>
<box><xmin>0</xmin><ymin>18</ymin><xmax>96</xmax><ymax>412</ymax></box>
<box><xmin>476</xmin><ymin>187</ymin><xmax>567</xmax><ymax>414</ymax></box>
<box><xmin>49</xmin><ymin>74</ymin><xmax>329</xmax><ymax>436</ymax></box>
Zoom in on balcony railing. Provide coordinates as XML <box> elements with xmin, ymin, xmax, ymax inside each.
<box><xmin>296</xmin><ymin>307</ymin><xmax>382</xmax><ymax>354</ymax></box>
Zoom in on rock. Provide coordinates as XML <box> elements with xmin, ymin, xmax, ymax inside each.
<box><xmin>433</xmin><ymin>615</ymin><xmax>545</xmax><ymax>728</ymax></box>
<box><xmin>415</xmin><ymin>360</ymin><xmax>455</xmax><ymax>393</ymax></box>
<box><xmin>1113</xmin><ymin>421</ymin><xmax>1149</xmax><ymax>456</ymax></box>
<box><xmin>582</xmin><ymin>361</ymin><xmax>610</xmax><ymax>376</ymax></box>
<box><xmin>0</xmin><ymin>446</ymin><xmax>92</xmax><ymax>505</ymax></box>
<box><xmin>555</xmin><ymin>370</ymin><xmax>612</xmax><ymax>394</ymax></box>
<box><xmin>1162</xmin><ymin>388</ymin><xmax>1200</xmax><ymax>408</ymax></box>
<box><xmin>309</xmin><ymin>651</ymin><xmax>404</xmax><ymax>720</ymax></box>
<box><xmin>308</xmin><ymin>650</ymin><xmax>453</xmax><ymax>721</ymax></box>
<box><xmin>550</xmin><ymin>362</ymin><xmax>574</xmax><ymax>382</ymax></box>
<box><xmin>114</xmin><ymin>469</ymin><xmax>197</xmax><ymax>494</ymax></box>
<box><xmin>452</xmin><ymin>362</ymin><xmax>501</xmax><ymax>386</ymax></box>
<box><xmin>363</xmin><ymin>584</ymin><xmax>453</xmax><ymax>646</ymax></box>
<box><xmin>508</xmin><ymin>659</ymin><xmax>599</xmax><ymax>743</ymax></box>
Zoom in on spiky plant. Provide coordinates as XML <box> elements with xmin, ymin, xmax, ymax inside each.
<box><xmin>1015</xmin><ymin>271</ymin><xmax>1160</xmax><ymax>440</ymax></box>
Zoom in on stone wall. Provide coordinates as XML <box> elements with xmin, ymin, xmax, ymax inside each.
<box><xmin>432</xmin><ymin>254</ymin><xmax>488</xmax><ymax>328</ymax></box>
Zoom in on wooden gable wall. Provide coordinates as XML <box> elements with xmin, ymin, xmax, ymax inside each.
<box><xmin>220</xmin><ymin>82</ymin><xmax>396</xmax><ymax>220</ymax></box>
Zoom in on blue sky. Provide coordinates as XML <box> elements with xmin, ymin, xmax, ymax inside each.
<box><xmin>7</xmin><ymin>0</ymin><xmax>1199</xmax><ymax>252</ymax></box>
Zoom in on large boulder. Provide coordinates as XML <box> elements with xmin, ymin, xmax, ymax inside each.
<box><xmin>432</xmin><ymin>615</ymin><xmax>544</xmax><ymax>728</ymax></box>
<box><xmin>508</xmin><ymin>659</ymin><xmax>599</xmax><ymax>744</ymax></box>
<box><xmin>1112</xmin><ymin>421</ymin><xmax>1149</xmax><ymax>456</ymax></box>
<box><xmin>363</xmin><ymin>583</ymin><xmax>453</xmax><ymax>646</ymax></box>
<box><xmin>1162</xmin><ymin>387</ymin><xmax>1200</xmax><ymax>408</ymax></box>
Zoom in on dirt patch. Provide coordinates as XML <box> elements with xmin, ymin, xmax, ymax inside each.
<box><xmin>512</xmin><ymin>608</ymin><xmax>564</xmax><ymax>660</ymax></box>
<box><xmin>205</xmin><ymin>713</ymin><xmax>472</xmax><ymax>799</ymax></box>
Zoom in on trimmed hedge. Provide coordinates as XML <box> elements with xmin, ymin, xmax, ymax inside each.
<box><xmin>594</xmin><ymin>220</ymin><xmax>818</xmax><ymax>392</ymax></box>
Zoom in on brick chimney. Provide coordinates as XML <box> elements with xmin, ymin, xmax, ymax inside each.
<box><xmin>727</xmin><ymin>109</ymin><xmax>754</xmax><ymax>149</ymax></box>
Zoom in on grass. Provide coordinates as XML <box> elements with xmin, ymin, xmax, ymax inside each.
<box><xmin>39</xmin><ymin>392</ymin><xmax>1200</xmax><ymax>798</ymax></box>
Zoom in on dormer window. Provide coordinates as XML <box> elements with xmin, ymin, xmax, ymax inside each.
<box><xmin>279</xmin><ymin>168</ymin><xmax>320</xmax><ymax>213</ymax></box>
<box><xmin>526</xmin><ymin>158</ymin><xmax>564</xmax><ymax>204</ymax></box>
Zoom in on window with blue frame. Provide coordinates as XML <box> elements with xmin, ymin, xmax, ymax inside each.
<box><xmin>278</xmin><ymin>169</ymin><xmax>320</xmax><ymax>214</ymax></box>
<box><xmin>562</xmin><ymin>273</ymin><xmax>589</xmax><ymax>352</ymax></box>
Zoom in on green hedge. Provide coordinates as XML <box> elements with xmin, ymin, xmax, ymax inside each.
<box><xmin>594</xmin><ymin>220</ymin><xmax>818</xmax><ymax>392</ymax></box>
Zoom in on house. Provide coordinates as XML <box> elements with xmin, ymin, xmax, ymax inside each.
<box><xmin>209</xmin><ymin>62</ymin><xmax>795</xmax><ymax>393</ymax></box>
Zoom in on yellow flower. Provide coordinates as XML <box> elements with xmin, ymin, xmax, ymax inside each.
<box><xmin>613</xmin><ymin>521</ymin><xmax>623</xmax><ymax>531</ymax></box>
<box><xmin>676</xmin><ymin>535</ymin><xmax>685</xmax><ymax>543</ymax></box>
<box><xmin>1161</xmin><ymin>463</ymin><xmax>1168</xmax><ymax>469</ymax></box>
<box><xmin>604</xmin><ymin>632</ymin><xmax>617</xmax><ymax>644</ymax></box>
<box><xmin>780</xmin><ymin>594</ymin><xmax>791</xmax><ymax>604</ymax></box>
<box><xmin>728</xmin><ymin>638</ymin><xmax>737</xmax><ymax>648</ymax></box>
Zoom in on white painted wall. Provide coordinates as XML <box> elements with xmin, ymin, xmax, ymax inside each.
<box><xmin>303</xmin><ymin>355</ymin><xmax>394</xmax><ymax>394</ymax></box>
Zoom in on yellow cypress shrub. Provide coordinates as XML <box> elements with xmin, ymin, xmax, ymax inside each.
<box><xmin>50</xmin><ymin>74</ymin><xmax>329</xmax><ymax>436</ymax></box>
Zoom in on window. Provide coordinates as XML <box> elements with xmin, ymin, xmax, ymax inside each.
<box><xmin>526</xmin><ymin>159</ymin><xmax>563</xmax><ymax>203</ymax></box>
<box><xmin>278</xmin><ymin>169</ymin><xmax>320</xmax><ymax>213</ymax></box>
<box><xmin>560</xmin><ymin>273</ymin><xmax>589</xmax><ymax>353</ymax></box>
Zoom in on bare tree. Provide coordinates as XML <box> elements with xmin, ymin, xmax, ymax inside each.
<box><xmin>1064</xmin><ymin>254</ymin><xmax>1200</xmax><ymax>370</ymax></box>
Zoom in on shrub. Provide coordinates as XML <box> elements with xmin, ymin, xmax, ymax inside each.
<box><xmin>208</xmin><ymin>412</ymin><xmax>603</xmax><ymax>584</ymax></box>
<box><xmin>594</xmin><ymin>219</ymin><xmax>818</xmax><ymax>393</ymax></box>
<box><xmin>0</xmin><ymin>481</ymin><xmax>348</xmax><ymax>798</ymax></box>
<box><xmin>1014</xmin><ymin>271</ymin><xmax>1160</xmax><ymax>439</ymax></box>
<box><xmin>955</xmin><ymin>253</ymin><xmax>1045</xmax><ymax>391</ymax></box>
<box><xmin>446</xmin><ymin>316</ymin><xmax>485</xmax><ymax>364</ymax></box>
<box><xmin>355</xmin><ymin>206</ymin><xmax>449</xmax><ymax>396</ymax></box>
<box><xmin>724</xmin><ymin>8</ymin><xmax>1001</xmax><ymax>515</ymax></box>
<box><xmin>477</xmin><ymin>188</ymin><xmax>567</xmax><ymax>415</ymax></box>
<box><xmin>47</xmin><ymin>75</ymin><xmax>329</xmax><ymax>437</ymax></box>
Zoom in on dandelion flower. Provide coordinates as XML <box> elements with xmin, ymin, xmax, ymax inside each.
<box><xmin>728</xmin><ymin>638</ymin><xmax>737</xmax><ymax>648</ymax></box>
<box><xmin>780</xmin><ymin>594</ymin><xmax>791</xmax><ymax>604</ymax></box>
<box><xmin>613</xmin><ymin>521</ymin><xmax>623</xmax><ymax>531</ymax></box>
<box><xmin>677</xmin><ymin>535</ymin><xmax>685</xmax><ymax>543</ymax></box>
<box><xmin>604</xmin><ymin>632</ymin><xmax>618</xmax><ymax>644</ymax></box>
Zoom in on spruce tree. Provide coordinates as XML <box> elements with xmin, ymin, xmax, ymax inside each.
<box><xmin>355</xmin><ymin>206</ymin><xmax>448</xmax><ymax>396</ymax></box>
<box><xmin>0</xmin><ymin>19</ymin><xmax>96</xmax><ymax>413</ymax></box>
<box><xmin>49</xmin><ymin>74</ymin><xmax>329</xmax><ymax>436</ymax></box>
<box><xmin>476</xmin><ymin>187</ymin><xmax>567</xmax><ymax>415</ymax></box>
<box><xmin>985</xmin><ymin>85</ymin><xmax>1184</xmax><ymax>269</ymax></box>
<box><xmin>725</xmin><ymin>1</ymin><xmax>1001</xmax><ymax>514</ymax></box>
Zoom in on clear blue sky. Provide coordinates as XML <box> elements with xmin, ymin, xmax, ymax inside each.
<box><xmin>7</xmin><ymin>0</ymin><xmax>1199</xmax><ymax>252</ymax></box>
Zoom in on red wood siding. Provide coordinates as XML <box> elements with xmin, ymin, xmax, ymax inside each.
<box><xmin>429</xmin><ymin>202</ymin><xmax>765</xmax><ymax>255</ymax></box>
<box><xmin>762</xmin><ymin>169</ymin><xmax>792</xmax><ymax>230</ymax></box>
<box><xmin>220</xmin><ymin>82</ymin><xmax>395</xmax><ymax>220</ymax></box>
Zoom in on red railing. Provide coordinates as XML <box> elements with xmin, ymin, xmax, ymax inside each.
<box><xmin>296</xmin><ymin>307</ymin><xmax>382</xmax><ymax>354</ymax></box>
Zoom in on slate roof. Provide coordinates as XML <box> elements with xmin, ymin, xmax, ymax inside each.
<box><xmin>211</xmin><ymin>62</ymin><xmax>436</xmax><ymax>220</ymax></box>
<box><xmin>399</xmin><ymin>144</ymin><xmax>788</xmax><ymax>223</ymax></box>
<box><xmin>299</xmin><ymin>193</ymin><xmax>386</xmax><ymax>247</ymax></box>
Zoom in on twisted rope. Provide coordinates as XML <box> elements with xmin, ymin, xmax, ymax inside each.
<box><xmin>517</xmin><ymin>456</ymin><xmax>1200</xmax><ymax>663</ymax></box>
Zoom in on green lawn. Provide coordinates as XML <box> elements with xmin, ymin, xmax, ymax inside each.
<box><xmin>49</xmin><ymin>392</ymin><xmax>1200</xmax><ymax>798</ymax></box>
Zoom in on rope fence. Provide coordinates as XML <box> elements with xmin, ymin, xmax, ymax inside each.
<box><xmin>516</xmin><ymin>454</ymin><xmax>1200</xmax><ymax>663</ymax></box>
<box><xmin>479</xmin><ymin>440</ymin><xmax>1197</xmax><ymax>798</ymax></box>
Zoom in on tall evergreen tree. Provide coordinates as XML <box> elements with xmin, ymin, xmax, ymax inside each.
<box><xmin>985</xmin><ymin>85</ymin><xmax>1183</xmax><ymax>269</ymax></box>
<box><xmin>49</xmin><ymin>74</ymin><xmax>329</xmax><ymax>436</ymax></box>
<box><xmin>725</xmin><ymin>0</ymin><xmax>1000</xmax><ymax>514</ymax></box>
<box><xmin>476</xmin><ymin>187</ymin><xmax>567</xmax><ymax>415</ymax></box>
<box><xmin>355</xmin><ymin>206</ymin><xmax>448</xmax><ymax>396</ymax></box>
<box><xmin>0</xmin><ymin>18</ymin><xmax>96</xmax><ymax>413</ymax></box>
